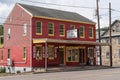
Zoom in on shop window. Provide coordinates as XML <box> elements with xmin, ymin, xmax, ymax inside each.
<box><xmin>48</xmin><ymin>23</ymin><xmax>54</xmax><ymax>36</ymax></box>
<box><xmin>36</xmin><ymin>22</ymin><xmax>42</xmax><ymax>35</ymax></box>
<box><xmin>48</xmin><ymin>45</ymin><xmax>55</xmax><ymax>59</ymax></box>
<box><xmin>88</xmin><ymin>47</ymin><xmax>94</xmax><ymax>58</ymax></box>
<box><xmin>80</xmin><ymin>26</ymin><xmax>85</xmax><ymax>38</ymax></box>
<box><xmin>23</xmin><ymin>47</ymin><xmax>27</xmax><ymax>59</ymax></box>
<box><xmin>59</xmin><ymin>24</ymin><xmax>65</xmax><ymax>36</ymax></box>
<box><xmin>23</xmin><ymin>23</ymin><xmax>27</xmax><ymax>36</ymax></box>
<box><xmin>89</xmin><ymin>27</ymin><xmax>94</xmax><ymax>38</ymax></box>
<box><xmin>66</xmin><ymin>47</ymin><xmax>79</xmax><ymax>62</ymax></box>
<box><xmin>36</xmin><ymin>45</ymin><xmax>42</xmax><ymax>60</ymax></box>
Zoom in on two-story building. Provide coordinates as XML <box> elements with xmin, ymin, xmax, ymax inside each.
<box><xmin>0</xmin><ymin>3</ymin><xmax>108</xmax><ymax>73</ymax></box>
<box><xmin>101</xmin><ymin>20</ymin><xmax>120</xmax><ymax>67</ymax></box>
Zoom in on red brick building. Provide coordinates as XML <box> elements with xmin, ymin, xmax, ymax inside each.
<box><xmin>0</xmin><ymin>3</ymin><xmax>106</xmax><ymax>73</ymax></box>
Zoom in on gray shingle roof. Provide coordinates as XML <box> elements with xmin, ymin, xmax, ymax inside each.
<box><xmin>18</xmin><ymin>3</ymin><xmax>95</xmax><ymax>24</ymax></box>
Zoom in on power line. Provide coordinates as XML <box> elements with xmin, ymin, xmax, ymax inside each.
<box><xmin>20</xmin><ymin>0</ymin><xmax>109</xmax><ymax>10</ymax></box>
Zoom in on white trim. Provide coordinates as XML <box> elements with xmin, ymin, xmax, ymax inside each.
<box><xmin>17</xmin><ymin>3</ymin><xmax>33</xmax><ymax>16</ymax></box>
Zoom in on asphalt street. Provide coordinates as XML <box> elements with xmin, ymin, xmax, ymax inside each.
<box><xmin>0</xmin><ymin>68</ymin><xmax>120</xmax><ymax>80</ymax></box>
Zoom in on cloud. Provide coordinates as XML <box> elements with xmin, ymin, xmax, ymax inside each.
<box><xmin>0</xmin><ymin>2</ymin><xmax>14</xmax><ymax>24</ymax></box>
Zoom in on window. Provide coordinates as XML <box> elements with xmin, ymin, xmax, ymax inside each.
<box><xmin>59</xmin><ymin>24</ymin><xmax>65</xmax><ymax>36</ymax></box>
<box><xmin>48</xmin><ymin>45</ymin><xmax>55</xmax><ymax>59</ymax></box>
<box><xmin>106</xmin><ymin>51</ymin><xmax>109</xmax><ymax>59</ymax></box>
<box><xmin>115</xmin><ymin>25</ymin><xmax>120</xmax><ymax>32</ymax></box>
<box><xmin>21</xmin><ymin>10</ymin><xmax>24</xmax><ymax>17</ymax></box>
<box><xmin>0</xmin><ymin>50</ymin><xmax>3</xmax><ymax>60</ymax></box>
<box><xmin>88</xmin><ymin>47</ymin><xmax>94</xmax><ymax>58</ymax></box>
<box><xmin>48</xmin><ymin>23</ymin><xmax>54</xmax><ymax>36</ymax></box>
<box><xmin>118</xmin><ymin>37</ymin><xmax>120</xmax><ymax>44</ymax></box>
<box><xmin>36</xmin><ymin>22</ymin><xmax>42</xmax><ymax>35</ymax></box>
<box><xmin>106</xmin><ymin>39</ymin><xmax>109</xmax><ymax>43</ymax></box>
<box><xmin>23</xmin><ymin>47</ymin><xmax>27</xmax><ymax>59</ymax></box>
<box><xmin>9</xmin><ymin>16</ymin><xmax>12</xmax><ymax>22</ymax></box>
<box><xmin>89</xmin><ymin>27</ymin><xmax>94</xmax><ymax>38</ymax></box>
<box><xmin>23</xmin><ymin>23</ymin><xmax>27</xmax><ymax>36</ymax></box>
<box><xmin>8</xmin><ymin>49</ymin><xmax>10</xmax><ymax>59</ymax></box>
<box><xmin>119</xmin><ymin>49</ymin><xmax>120</xmax><ymax>58</ymax></box>
<box><xmin>70</xmin><ymin>25</ymin><xmax>75</xmax><ymax>30</ymax></box>
<box><xmin>36</xmin><ymin>45</ymin><xmax>42</xmax><ymax>60</ymax></box>
<box><xmin>80</xmin><ymin>26</ymin><xmax>85</xmax><ymax>38</ymax></box>
<box><xmin>7</xmin><ymin>28</ymin><xmax>10</xmax><ymax>39</ymax></box>
<box><xmin>66</xmin><ymin>47</ymin><xmax>79</xmax><ymax>62</ymax></box>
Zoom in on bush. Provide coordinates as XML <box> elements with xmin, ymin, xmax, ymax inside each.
<box><xmin>0</xmin><ymin>67</ymin><xmax>6</xmax><ymax>73</ymax></box>
<box><xmin>16</xmin><ymin>70</ymin><xmax>21</xmax><ymax>74</ymax></box>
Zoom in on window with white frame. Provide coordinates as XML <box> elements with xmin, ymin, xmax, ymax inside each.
<box><xmin>23</xmin><ymin>47</ymin><xmax>27</xmax><ymax>59</ymax></box>
<box><xmin>7</xmin><ymin>28</ymin><xmax>10</xmax><ymax>39</ymax></box>
<box><xmin>23</xmin><ymin>23</ymin><xmax>27</xmax><ymax>36</ymax></box>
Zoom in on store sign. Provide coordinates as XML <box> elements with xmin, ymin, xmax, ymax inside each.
<box><xmin>67</xmin><ymin>29</ymin><xmax>78</xmax><ymax>38</ymax></box>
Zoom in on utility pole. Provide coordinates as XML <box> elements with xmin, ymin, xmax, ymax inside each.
<box><xmin>96</xmin><ymin>0</ymin><xmax>102</xmax><ymax>65</ymax></box>
<box><xmin>109</xmin><ymin>2</ymin><xmax>112</xmax><ymax>67</ymax></box>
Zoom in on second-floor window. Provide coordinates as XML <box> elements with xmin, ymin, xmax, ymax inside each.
<box><xmin>8</xmin><ymin>49</ymin><xmax>10</xmax><ymax>59</ymax></box>
<box><xmin>48</xmin><ymin>23</ymin><xmax>54</xmax><ymax>36</ymax></box>
<box><xmin>23</xmin><ymin>23</ymin><xmax>27</xmax><ymax>36</ymax></box>
<box><xmin>36</xmin><ymin>22</ymin><xmax>42</xmax><ymax>35</ymax></box>
<box><xmin>59</xmin><ymin>24</ymin><xmax>65</xmax><ymax>36</ymax></box>
<box><xmin>89</xmin><ymin>27</ymin><xmax>94</xmax><ymax>38</ymax></box>
<box><xmin>80</xmin><ymin>26</ymin><xmax>85</xmax><ymax>38</ymax></box>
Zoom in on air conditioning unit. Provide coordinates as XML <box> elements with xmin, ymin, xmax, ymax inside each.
<box><xmin>7</xmin><ymin>59</ymin><xmax>12</xmax><ymax>66</ymax></box>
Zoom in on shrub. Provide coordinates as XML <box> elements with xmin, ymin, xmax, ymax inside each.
<box><xmin>0</xmin><ymin>67</ymin><xmax>6</xmax><ymax>73</ymax></box>
<box><xmin>16</xmin><ymin>70</ymin><xmax>21</xmax><ymax>74</ymax></box>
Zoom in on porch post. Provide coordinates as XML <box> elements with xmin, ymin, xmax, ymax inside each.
<box><xmin>45</xmin><ymin>42</ymin><xmax>48</xmax><ymax>71</ymax></box>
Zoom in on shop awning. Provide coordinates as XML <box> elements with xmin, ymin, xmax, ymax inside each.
<box><xmin>33</xmin><ymin>38</ymin><xmax>110</xmax><ymax>46</ymax></box>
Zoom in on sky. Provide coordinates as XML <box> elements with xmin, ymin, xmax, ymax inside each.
<box><xmin>0</xmin><ymin>0</ymin><xmax>120</xmax><ymax>28</ymax></box>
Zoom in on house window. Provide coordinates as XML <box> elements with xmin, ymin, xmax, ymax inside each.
<box><xmin>106</xmin><ymin>51</ymin><xmax>109</xmax><ymax>59</ymax></box>
<box><xmin>21</xmin><ymin>10</ymin><xmax>24</xmax><ymax>17</ymax></box>
<box><xmin>36</xmin><ymin>45</ymin><xmax>42</xmax><ymax>60</ymax></box>
<box><xmin>48</xmin><ymin>23</ymin><xmax>54</xmax><ymax>36</ymax></box>
<box><xmin>59</xmin><ymin>24</ymin><xmax>65</xmax><ymax>36</ymax></box>
<box><xmin>23</xmin><ymin>47</ymin><xmax>27</xmax><ymax>59</ymax></box>
<box><xmin>48</xmin><ymin>45</ymin><xmax>55</xmax><ymax>59</ymax></box>
<box><xmin>23</xmin><ymin>23</ymin><xmax>27</xmax><ymax>36</ymax></box>
<box><xmin>118</xmin><ymin>37</ymin><xmax>120</xmax><ymax>44</ymax></box>
<box><xmin>80</xmin><ymin>26</ymin><xmax>85</xmax><ymax>38</ymax></box>
<box><xmin>7</xmin><ymin>28</ymin><xmax>10</xmax><ymax>39</ymax></box>
<box><xmin>66</xmin><ymin>47</ymin><xmax>79</xmax><ymax>62</ymax></box>
<box><xmin>0</xmin><ymin>50</ymin><xmax>3</xmax><ymax>60</ymax></box>
<box><xmin>115</xmin><ymin>25</ymin><xmax>120</xmax><ymax>32</ymax></box>
<box><xmin>70</xmin><ymin>25</ymin><xmax>75</xmax><ymax>30</ymax></box>
<box><xmin>36</xmin><ymin>22</ymin><xmax>42</xmax><ymax>35</ymax></box>
<box><xmin>89</xmin><ymin>27</ymin><xmax>94</xmax><ymax>38</ymax></box>
<box><xmin>119</xmin><ymin>49</ymin><xmax>120</xmax><ymax>58</ymax></box>
<box><xmin>106</xmin><ymin>39</ymin><xmax>109</xmax><ymax>43</ymax></box>
<box><xmin>8</xmin><ymin>49</ymin><xmax>10</xmax><ymax>59</ymax></box>
<box><xmin>9</xmin><ymin>16</ymin><xmax>12</xmax><ymax>22</ymax></box>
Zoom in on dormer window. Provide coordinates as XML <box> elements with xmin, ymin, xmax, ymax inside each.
<box><xmin>115</xmin><ymin>24</ymin><xmax>120</xmax><ymax>32</ymax></box>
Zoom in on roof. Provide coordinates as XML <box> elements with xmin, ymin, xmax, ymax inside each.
<box><xmin>18</xmin><ymin>3</ymin><xmax>95</xmax><ymax>24</ymax></box>
<box><xmin>101</xmin><ymin>20</ymin><xmax>120</xmax><ymax>36</ymax></box>
<box><xmin>33</xmin><ymin>38</ymin><xmax>110</xmax><ymax>46</ymax></box>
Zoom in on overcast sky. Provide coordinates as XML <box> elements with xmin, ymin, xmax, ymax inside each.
<box><xmin>0</xmin><ymin>0</ymin><xmax>120</xmax><ymax>28</ymax></box>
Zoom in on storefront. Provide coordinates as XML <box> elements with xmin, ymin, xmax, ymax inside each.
<box><xmin>33</xmin><ymin>38</ymin><xmax>109</xmax><ymax>68</ymax></box>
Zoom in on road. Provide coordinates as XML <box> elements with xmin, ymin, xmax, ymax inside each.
<box><xmin>0</xmin><ymin>68</ymin><xmax>120</xmax><ymax>80</ymax></box>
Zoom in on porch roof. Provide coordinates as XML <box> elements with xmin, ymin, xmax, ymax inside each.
<box><xmin>33</xmin><ymin>38</ymin><xmax>110</xmax><ymax>46</ymax></box>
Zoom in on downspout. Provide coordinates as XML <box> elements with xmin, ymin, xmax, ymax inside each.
<box><xmin>30</xmin><ymin>17</ymin><xmax>32</xmax><ymax>69</ymax></box>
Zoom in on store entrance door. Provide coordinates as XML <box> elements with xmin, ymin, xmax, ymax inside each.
<box><xmin>59</xmin><ymin>48</ymin><xmax>64</xmax><ymax>65</ymax></box>
<box><xmin>79</xmin><ymin>48</ymin><xmax>86</xmax><ymax>65</ymax></box>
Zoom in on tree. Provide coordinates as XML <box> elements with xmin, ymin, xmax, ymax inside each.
<box><xmin>0</xmin><ymin>25</ymin><xmax>3</xmax><ymax>35</ymax></box>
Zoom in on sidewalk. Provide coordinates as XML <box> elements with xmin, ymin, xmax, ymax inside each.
<box><xmin>33</xmin><ymin>65</ymin><xmax>113</xmax><ymax>73</ymax></box>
